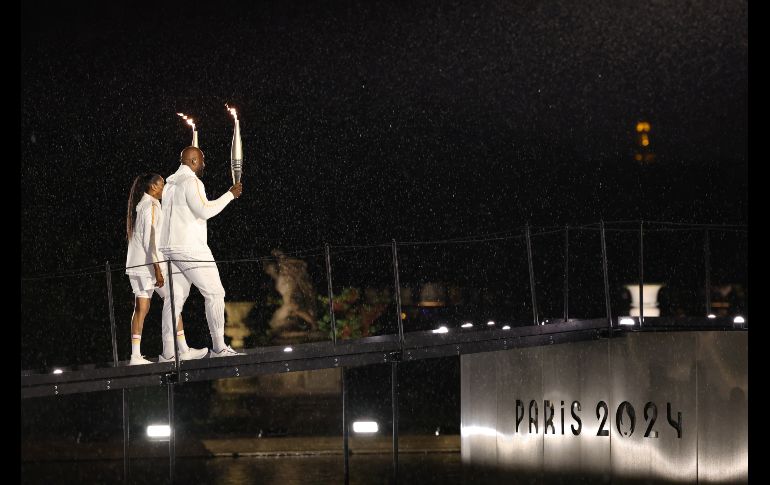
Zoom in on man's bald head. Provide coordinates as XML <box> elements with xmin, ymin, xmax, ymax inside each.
<box><xmin>180</xmin><ymin>146</ymin><xmax>206</xmax><ymax>175</ymax></box>
<box><xmin>180</xmin><ymin>146</ymin><xmax>203</xmax><ymax>164</ymax></box>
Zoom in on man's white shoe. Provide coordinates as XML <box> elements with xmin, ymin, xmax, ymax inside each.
<box><xmin>158</xmin><ymin>347</ymin><xmax>210</xmax><ymax>362</ymax></box>
<box><xmin>182</xmin><ymin>347</ymin><xmax>210</xmax><ymax>360</ymax></box>
<box><xmin>210</xmin><ymin>345</ymin><xmax>245</xmax><ymax>358</ymax></box>
<box><xmin>129</xmin><ymin>355</ymin><xmax>153</xmax><ymax>366</ymax></box>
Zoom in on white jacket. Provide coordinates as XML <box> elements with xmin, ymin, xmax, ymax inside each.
<box><xmin>125</xmin><ymin>193</ymin><xmax>163</xmax><ymax>277</ymax></box>
<box><xmin>158</xmin><ymin>164</ymin><xmax>234</xmax><ymax>257</ymax></box>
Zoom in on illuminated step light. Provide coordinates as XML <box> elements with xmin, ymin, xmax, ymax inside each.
<box><xmin>733</xmin><ymin>316</ymin><xmax>745</xmax><ymax>324</ymax></box>
<box><xmin>435</xmin><ymin>427</ymin><xmax>441</xmax><ymax>436</ymax></box>
<box><xmin>502</xmin><ymin>325</ymin><xmax>511</xmax><ymax>330</ymax></box>
<box><xmin>707</xmin><ymin>314</ymin><xmax>717</xmax><ymax>319</ymax></box>
<box><xmin>432</xmin><ymin>326</ymin><xmax>449</xmax><ymax>334</ymax></box>
<box><xmin>352</xmin><ymin>421</ymin><xmax>378</xmax><ymax>434</ymax></box>
<box><xmin>283</xmin><ymin>346</ymin><xmax>293</xmax><ymax>353</ymax></box>
<box><xmin>147</xmin><ymin>425</ymin><xmax>171</xmax><ymax>438</ymax></box>
<box><xmin>461</xmin><ymin>322</ymin><xmax>473</xmax><ymax>328</ymax></box>
<box><xmin>619</xmin><ymin>317</ymin><xmax>636</xmax><ymax>326</ymax></box>
<box><xmin>53</xmin><ymin>369</ymin><xmax>63</xmax><ymax>375</ymax></box>
<box><xmin>487</xmin><ymin>321</ymin><xmax>495</xmax><ymax>326</ymax></box>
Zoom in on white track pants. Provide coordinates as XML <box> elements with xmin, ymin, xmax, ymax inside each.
<box><xmin>160</xmin><ymin>256</ymin><xmax>226</xmax><ymax>348</ymax></box>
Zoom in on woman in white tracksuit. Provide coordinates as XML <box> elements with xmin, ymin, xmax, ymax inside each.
<box><xmin>124</xmin><ymin>173</ymin><xmax>206</xmax><ymax>364</ymax></box>
<box><xmin>158</xmin><ymin>146</ymin><xmax>243</xmax><ymax>358</ymax></box>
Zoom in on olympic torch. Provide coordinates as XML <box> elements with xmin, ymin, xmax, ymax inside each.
<box><xmin>176</xmin><ymin>113</ymin><xmax>198</xmax><ymax>147</ymax></box>
<box><xmin>227</xmin><ymin>104</ymin><xmax>242</xmax><ymax>185</ymax></box>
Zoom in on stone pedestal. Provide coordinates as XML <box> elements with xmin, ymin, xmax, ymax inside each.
<box><xmin>224</xmin><ymin>301</ymin><xmax>256</xmax><ymax>349</ymax></box>
<box><xmin>624</xmin><ymin>283</ymin><xmax>664</xmax><ymax>317</ymax></box>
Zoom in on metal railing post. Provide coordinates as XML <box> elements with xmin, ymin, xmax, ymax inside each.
<box><xmin>106</xmin><ymin>262</ymin><xmax>119</xmax><ymax>366</ymax></box>
<box><xmin>392</xmin><ymin>361</ymin><xmax>399</xmax><ymax>484</ymax></box>
<box><xmin>704</xmin><ymin>229</ymin><xmax>711</xmax><ymax>316</ymax></box>
<box><xmin>600</xmin><ymin>221</ymin><xmax>612</xmax><ymax>327</ymax></box>
<box><xmin>122</xmin><ymin>389</ymin><xmax>130</xmax><ymax>483</ymax></box>
<box><xmin>392</xmin><ymin>240</ymin><xmax>405</xmax><ymax>347</ymax></box>
<box><xmin>639</xmin><ymin>221</ymin><xmax>644</xmax><ymax>326</ymax></box>
<box><xmin>342</xmin><ymin>367</ymin><xmax>349</xmax><ymax>485</ymax></box>
<box><xmin>525</xmin><ymin>224</ymin><xmax>539</xmax><ymax>325</ymax></box>
<box><xmin>324</xmin><ymin>244</ymin><xmax>338</xmax><ymax>345</ymax></box>
<box><xmin>167</xmin><ymin>379</ymin><xmax>175</xmax><ymax>484</ymax></box>
<box><xmin>563</xmin><ymin>225</ymin><xmax>569</xmax><ymax>322</ymax></box>
<box><xmin>167</xmin><ymin>260</ymin><xmax>181</xmax><ymax>382</ymax></box>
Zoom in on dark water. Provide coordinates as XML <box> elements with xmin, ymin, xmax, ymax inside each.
<box><xmin>21</xmin><ymin>453</ymin><xmax>494</xmax><ymax>485</ymax></box>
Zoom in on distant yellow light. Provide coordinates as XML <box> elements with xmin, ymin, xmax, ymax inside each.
<box><xmin>641</xmin><ymin>134</ymin><xmax>650</xmax><ymax>146</ymax></box>
<box><xmin>400</xmin><ymin>312</ymin><xmax>407</xmax><ymax>320</ymax></box>
<box><xmin>635</xmin><ymin>153</ymin><xmax>643</xmax><ymax>161</ymax></box>
<box><xmin>636</xmin><ymin>121</ymin><xmax>651</xmax><ymax>133</ymax></box>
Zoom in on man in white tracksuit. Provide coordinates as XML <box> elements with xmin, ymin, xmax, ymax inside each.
<box><xmin>158</xmin><ymin>146</ymin><xmax>244</xmax><ymax>359</ymax></box>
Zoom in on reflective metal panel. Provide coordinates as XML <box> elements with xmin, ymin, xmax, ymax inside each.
<box><xmin>461</xmin><ymin>330</ymin><xmax>748</xmax><ymax>483</ymax></box>
<box><xmin>542</xmin><ymin>339</ymin><xmax>611</xmax><ymax>483</ymax></box>
<box><xmin>609</xmin><ymin>332</ymin><xmax>698</xmax><ymax>483</ymax></box>
<box><xmin>461</xmin><ymin>351</ymin><xmax>498</xmax><ymax>466</ymax></box>
<box><xmin>497</xmin><ymin>345</ymin><xmax>543</xmax><ymax>476</ymax></box>
<box><xmin>697</xmin><ymin>332</ymin><xmax>748</xmax><ymax>484</ymax></box>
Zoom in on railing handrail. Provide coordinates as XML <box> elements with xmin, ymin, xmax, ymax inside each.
<box><xmin>20</xmin><ymin>220</ymin><xmax>747</xmax><ymax>281</ymax></box>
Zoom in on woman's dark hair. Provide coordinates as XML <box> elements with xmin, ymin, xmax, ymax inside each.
<box><xmin>126</xmin><ymin>173</ymin><xmax>162</xmax><ymax>241</ymax></box>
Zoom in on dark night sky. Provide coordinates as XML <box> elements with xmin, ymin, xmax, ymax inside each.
<box><xmin>21</xmin><ymin>0</ymin><xmax>747</xmax><ymax>277</ymax></box>
<box><xmin>21</xmin><ymin>0</ymin><xmax>748</xmax><ymax>275</ymax></box>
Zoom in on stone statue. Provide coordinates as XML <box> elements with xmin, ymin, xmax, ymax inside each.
<box><xmin>263</xmin><ymin>249</ymin><xmax>318</xmax><ymax>336</ymax></box>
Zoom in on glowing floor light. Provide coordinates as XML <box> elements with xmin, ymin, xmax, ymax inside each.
<box><xmin>432</xmin><ymin>326</ymin><xmax>449</xmax><ymax>334</ymax></box>
<box><xmin>147</xmin><ymin>425</ymin><xmax>171</xmax><ymax>438</ymax></box>
<box><xmin>502</xmin><ymin>325</ymin><xmax>511</xmax><ymax>330</ymax></box>
<box><xmin>352</xmin><ymin>421</ymin><xmax>379</xmax><ymax>434</ymax></box>
<box><xmin>487</xmin><ymin>321</ymin><xmax>495</xmax><ymax>326</ymax></box>
<box><xmin>707</xmin><ymin>314</ymin><xmax>717</xmax><ymax>319</ymax></box>
<box><xmin>53</xmin><ymin>369</ymin><xmax>63</xmax><ymax>374</ymax></box>
<box><xmin>283</xmin><ymin>346</ymin><xmax>293</xmax><ymax>352</ymax></box>
<box><xmin>619</xmin><ymin>317</ymin><xmax>636</xmax><ymax>326</ymax></box>
<box><xmin>461</xmin><ymin>322</ymin><xmax>473</xmax><ymax>328</ymax></box>
<box><xmin>733</xmin><ymin>316</ymin><xmax>745</xmax><ymax>324</ymax></box>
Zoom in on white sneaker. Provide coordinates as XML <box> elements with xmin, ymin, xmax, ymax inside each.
<box><xmin>129</xmin><ymin>355</ymin><xmax>153</xmax><ymax>365</ymax></box>
<box><xmin>158</xmin><ymin>347</ymin><xmax>210</xmax><ymax>362</ymax></box>
<box><xmin>181</xmin><ymin>347</ymin><xmax>209</xmax><ymax>360</ymax></box>
<box><xmin>210</xmin><ymin>345</ymin><xmax>245</xmax><ymax>358</ymax></box>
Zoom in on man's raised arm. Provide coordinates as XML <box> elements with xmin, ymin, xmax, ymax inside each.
<box><xmin>184</xmin><ymin>178</ymin><xmax>242</xmax><ymax>220</ymax></box>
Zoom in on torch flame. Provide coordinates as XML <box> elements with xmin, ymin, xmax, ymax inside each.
<box><xmin>226</xmin><ymin>103</ymin><xmax>242</xmax><ymax>168</ymax></box>
<box><xmin>177</xmin><ymin>112</ymin><xmax>195</xmax><ymax>130</ymax></box>
<box><xmin>225</xmin><ymin>103</ymin><xmax>238</xmax><ymax>121</ymax></box>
